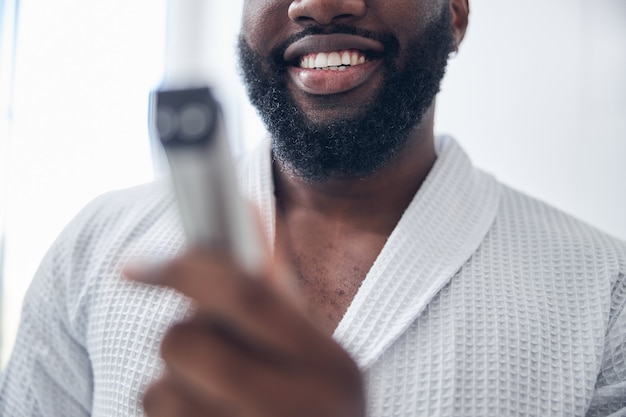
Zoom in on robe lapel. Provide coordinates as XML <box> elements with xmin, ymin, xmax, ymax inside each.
<box><xmin>237</xmin><ymin>138</ymin><xmax>276</xmax><ymax>250</ymax></box>
<box><xmin>333</xmin><ymin>138</ymin><xmax>501</xmax><ymax>369</ymax></box>
<box><xmin>239</xmin><ymin>137</ymin><xmax>501</xmax><ymax>370</ymax></box>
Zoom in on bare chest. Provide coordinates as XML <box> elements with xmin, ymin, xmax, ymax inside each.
<box><xmin>275</xmin><ymin>226</ymin><xmax>385</xmax><ymax>335</ymax></box>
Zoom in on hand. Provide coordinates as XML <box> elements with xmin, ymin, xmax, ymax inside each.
<box><xmin>125</xmin><ymin>249</ymin><xmax>365</xmax><ymax>417</ymax></box>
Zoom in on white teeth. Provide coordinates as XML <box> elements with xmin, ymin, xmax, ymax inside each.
<box><xmin>327</xmin><ymin>52</ymin><xmax>342</xmax><ymax>66</ymax></box>
<box><xmin>341</xmin><ymin>51</ymin><xmax>351</xmax><ymax>65</ymax></box>
<box><xmin>299</xmin><ymin>49</ymin><xmax>368</xmax><ymax>70</ymax></box>
<box><xmin>314</xmin><ymin>52</ymin><xmax>328</xmax><ymax>68</ymax></box>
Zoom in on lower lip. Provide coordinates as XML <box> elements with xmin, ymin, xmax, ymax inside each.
<box><xmin>287</xmin><ymin>59</ymin><xmax>384</xmax><ymax>96</ymax></box>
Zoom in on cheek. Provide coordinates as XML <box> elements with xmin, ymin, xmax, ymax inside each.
<box><xmin>378</xmin><ymin>0</ymin><xmax>444</xmax><ymax>37</ymax></box>
<box><xmin>241</xmin><ymin>1</ymin><xmax>291</xmax><ymax>55</ymax></box>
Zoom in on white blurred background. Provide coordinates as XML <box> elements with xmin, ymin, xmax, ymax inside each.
<box><xmin>0</xmin><ymin>0</ymin><xmax>624</xmax><ymax>365</ymax></box>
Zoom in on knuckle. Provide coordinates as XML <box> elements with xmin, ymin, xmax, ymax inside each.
<box><xmin>238</xmin><ymin>279</ymin><xmax>274</xmax><ymax>313</ymax></box>
<box><xmin>162</xmin><ymin>257</ymin><xmax>189</xmax><ymax>281</ymax></box>
<box><xmin>142</xmin><ymin>380</ymin><xmax>167</xmax><ymax>415</ymax></box>
<box><xmin>160</xmin><ymin>322</ymin><xmax>191</xmax><ymax>362</ymax></box>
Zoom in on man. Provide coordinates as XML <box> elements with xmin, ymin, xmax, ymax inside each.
<box><xmin>1</xmin><ymin>0</ymin><xmax>625</xmax><ymax>416</ymax></box>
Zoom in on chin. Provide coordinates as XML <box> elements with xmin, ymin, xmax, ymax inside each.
<box><xmin>293</xmin><ymin>91</ymin><xmax>376</xmax><ymax>125</ymax></box>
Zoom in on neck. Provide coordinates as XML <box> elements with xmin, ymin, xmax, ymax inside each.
<box><xmin>274</xmin><ymin>106</ymin><xmax>437</xmax><ymax>235</ymax></box>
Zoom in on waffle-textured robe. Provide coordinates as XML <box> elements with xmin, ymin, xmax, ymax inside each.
<box><xmin>1</xmin><ymin>137</ymin><xmax>625</xmax><ymax>416</ymax></box>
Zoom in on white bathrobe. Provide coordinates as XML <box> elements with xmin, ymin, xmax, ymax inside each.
<box><xmin>1</xmin><ymin>137</ymin><xmax>625</xmax><ymax>416</ymax></box>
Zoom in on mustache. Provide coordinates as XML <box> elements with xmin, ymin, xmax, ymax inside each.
<box><xmin>268</xmin><ymin>24</ymin><xmax>400</xmax><ymax>69</ymax></box>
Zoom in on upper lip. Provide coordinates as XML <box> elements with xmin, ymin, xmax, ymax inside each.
<box><xmin>283</xmin><ymin>34</ymin><xmax>385</xmax><ymax>63</ymax></box>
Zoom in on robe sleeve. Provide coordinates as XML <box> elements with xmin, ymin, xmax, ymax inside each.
<box><xmin>0</xmin><ymin>198</ymin><xmax>106</xmax><ymax>417</ymax></box>
<box><xmin>587</xmin><ymin>273</ymin><xmax>626</xmax><ymax>416</ymax></box>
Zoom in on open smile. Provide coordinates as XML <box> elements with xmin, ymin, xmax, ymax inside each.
<box><xmin>298</xmin><ymin>49</ymin><xmax>366</xmax><ymax>71</ymax></box>
<box><xmin>283</xmin><ymin>34</ymin><xmax>386</xmax><ymax>95</ymax></box>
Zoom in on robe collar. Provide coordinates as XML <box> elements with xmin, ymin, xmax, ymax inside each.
<box><xmin>238</xmin><ymin>136</ymin><xmax>501</xmax><ymax>369</ymax></box>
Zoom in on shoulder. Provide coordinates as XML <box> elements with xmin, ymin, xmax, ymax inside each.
<box><xmin>490</xmin><ymin>182</ymin><xmax>626</xmax><ymax>289</ymax></box>
<box><xmin>65</xmin><ymin>180</ymin><xmax>177</xmax><ymax>243</ymax></box>
<box><xmin>81</xmin><ymin>180</ymin><xmax>175</xmax><ymax>223</ymax></box>
<box><xmin>497</xmin><ymin>184</ymin><xmax>625</xmax><ymax>253</ymax></box>
<box><xmin>40</xmin><ymin>180</ymin><xmax>182</xmax><ymax>292</ymax></box>
<box><xmin>46</xmin><ymin>181</ymin><xmax>178</xmax><ymax>256</ymax></box>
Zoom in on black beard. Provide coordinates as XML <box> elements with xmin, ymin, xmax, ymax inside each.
<box><xmin>238</xmin><ymin>8</ymin><xmax>454</xmax><ymax>181</ymax></box>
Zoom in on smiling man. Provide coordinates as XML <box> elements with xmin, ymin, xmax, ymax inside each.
<box><xmin>240</xmin><ymin>0</ymin><xmax>454</xmax><ymax>181</ymax></box>
<box><xmin>1</xmin><ymin>0</ymin><xmax>626</xmax><ymax>416</ymax></box>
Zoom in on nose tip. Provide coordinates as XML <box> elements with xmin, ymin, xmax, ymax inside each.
<box><xmin>288</xmin><ymin>0</ymin><xmax>367</xmax><ymax>26</ymax></box>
